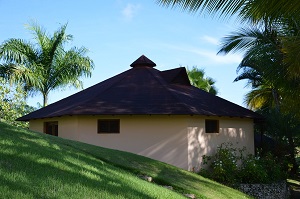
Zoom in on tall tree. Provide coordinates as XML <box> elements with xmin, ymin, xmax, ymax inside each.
<box><xmin>187</xmin><ymin>67</ymin><xmax>218</xmax><ymax>95</ymax></box>
<box><xmin>218</xmin><ymin>20</ymin><xmax>300</xmax><ymax>113</ymax></box>
<box><xmin>218</xmin><ymin>24</ymin><xmax>285</xmax><ymax>110</ymax></box>
<box><xmin>0</xmin><ymin>22</ymin><xmax>94</xmax><ymax>106</ymax></box>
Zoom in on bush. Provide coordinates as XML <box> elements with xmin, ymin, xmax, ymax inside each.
<box><xmin>239</xmin><ymin>154</ymin><xmax>268</xmax><ymax>183</ymax></box>
<box><xmin>208</xmin><ymin>142</ymin><xmax>240</xmax><ymax>184</ymax></box>
<box><xmin>199</xmin><ymin>142</ymin><xmax>286</xmax><ymax>186</ymax></box>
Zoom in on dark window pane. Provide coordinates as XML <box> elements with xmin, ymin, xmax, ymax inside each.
<box><xmin>99</xmin><ymin>121</ymin><xmax>110</xmax><ymax>132</ymax></box>
<box><xmin>98</xmin><ymin>119</ymin><xmax>120</xmax><ymax>133</ymax></box>
<box><xmin>205</xmin><ymin>120</ymin><xmax>219</xmax><ymax>133</ymax></box>
<box><xmin>44</xmin><ymin>121</ymin><xmax>58</xmax><ymax>136</ymax></box>
<box><xmin>109</xmin><ymin>120</ymin><xmax>119</xmax><ymax>133</ymax></box>
<box><xmin>54</xmin><ymin>125</ymin><xmax>58</xmax><ymax>136</ymax></box>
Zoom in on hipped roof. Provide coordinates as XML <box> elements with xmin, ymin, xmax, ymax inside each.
<box><xmin>17</xmin><ymin>55</ymin><xmax>262</xmax><ymax>121</ymax></box>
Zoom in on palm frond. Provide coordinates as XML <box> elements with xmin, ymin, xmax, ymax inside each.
<box><xmin>186</xmin><ymin>66</ymin><xmax>218</xmax><ymax>95</ymax></box>
<box><xmin>47</xmin><ymin>46</ymin><xmax>94</xmax><ymax>90</ymax></box>
<box><xmin>0</xmin><ymin>39</ymin><xmax>37</xmax><ymax>64</ymax></box>
<box><xmin>0</xmin><ymin>63</ymin><xmax>15</xmax><ymax>79</ymax></box>
<box><xmin>244</xmin><ymin>87</ymin><xmax>273</xmax><ymax>110</ymax></box>
<box><xmin>240</xmin><ymin>0</ymin><xmax>300</xmax><ymax>23</ymax></box>
<box><xmin>157</xmin><ymin>0</ymin><xmax>245</xmax><ymax>18</ymax></box>
<box><xmin>218</xmin><ymin>27</ymin><xmax>268</xmax><ymax>55</ymax></box>
<box><xmin>50</xmin><ymin>23</ymin><xmax>73</xmax><ymax>59</ymax></box>
<box><xmin>157</xmin><ymin>0</ymin><xmax>300</xmax><ymax>22</ymax></box>
<box><xmin>25</xmin><ymin>21</ymin><xmax>50</xmax><ymax>52</ymax></box>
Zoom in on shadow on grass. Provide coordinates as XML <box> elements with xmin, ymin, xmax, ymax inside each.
<box><xmin>0</xmin><ymin>122</ymin><xmax>175</xmax><ymax>199</ymax></box>
<box><xmin>0</xmin><ymin>121</ymin><xmax>247</xmax><ymax>198</ymax></box>
<box><xmin>63</xmin><ymin>135</ymin><xmax>249</xmax><ymax>198</ymax></box>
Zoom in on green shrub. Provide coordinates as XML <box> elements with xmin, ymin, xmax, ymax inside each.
<box><xmin>199</xmin><ymin>142</ymin><xmax>286</xmax><ymax>186</ymax></box>
<box><xmin>210</xmin><ymin>143</ymin><xmax>239</xmax><ymax>184</ymax></box>
<box><xmin>239</xmin><ymin>154</ymin><xmax>268</xmax><ymax>183</ymax></box>
<box><xmin>259</xmin><ymin>152</ymin><xmax>287</xmax><ymax>182</ymax></box>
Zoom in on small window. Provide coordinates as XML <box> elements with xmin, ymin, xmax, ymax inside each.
<box><xmin>98</xmin><ymin>119</ymin><xmax>120</xmax><ymax>134</ymax></box>
<box><xmin>44</xmin><ymin>121</ymin><xmax>58</xmax><ymax>136</ymax></box>
<box><xmin>205</xmin><ymin>119</ymin><xmax>219</xmax><ymax>133</ymax></box>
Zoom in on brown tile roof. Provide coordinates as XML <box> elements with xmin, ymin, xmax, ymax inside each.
<box><xmin>17</xmin><ymin>55</ymin><xmax>262</xmax><ymax>121</ymax></box>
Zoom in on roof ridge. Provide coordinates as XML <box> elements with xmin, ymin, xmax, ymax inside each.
<box><xmin>75</xmin><ymin>69</ymin><xmax>133</xmax><ymax>105</ymax></box>
<box><xmin>146</xmin><ymin>67</ymin><xmax>195</xmax><ymax>114</ymax></box>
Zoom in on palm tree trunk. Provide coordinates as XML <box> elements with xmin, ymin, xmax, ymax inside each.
<box><xmin>272</xmin><ymin>89</ymin><xmax>280</xmax><ymax>111</ymax></box>
<box><xmin>43</xmin><ymin>92</ymin><xmax>48</xmax><ymax>107</ymax></box>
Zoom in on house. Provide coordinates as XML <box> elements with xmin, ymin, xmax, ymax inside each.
<box><xmin>17</xmin><ymin>55</ymin><xmax>262</xmax><ymax>171</ymax></box>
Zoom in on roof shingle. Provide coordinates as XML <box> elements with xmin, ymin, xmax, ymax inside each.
<box><xmin>17</xmin><ymin>55</ymin><xmax>262</xmax><ymax>121</ymax></box>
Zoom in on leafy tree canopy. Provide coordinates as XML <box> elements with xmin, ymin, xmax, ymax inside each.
<box><xmin>0</xmin><ymin>78</ymin><xmax>35</xmax><ymax>128</ymax></box>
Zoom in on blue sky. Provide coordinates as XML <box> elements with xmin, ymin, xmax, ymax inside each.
<box><xmin>0</xmin><ymin>0</ymin><xmax>250</xmax><ymax>107</ymax></box>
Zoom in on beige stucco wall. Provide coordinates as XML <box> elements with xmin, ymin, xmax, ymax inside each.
<box><xmin>29</xmin><ymin>115</ymin><xmax>189</xmax><ymax>169</ymax></box>
<box><xmin>29</xmin><ymin>119</ymin><xmax>44</xmax><ymax>132</ymax></box>
<box><xmin>28</xmin><ymin>115</ymin><xmax>254</xmax><ymax>171</ymax></box>
<box><xmin>187</xmin><ymin>116</ymin><xmax>254</xmax><ymax>171</ymax></box>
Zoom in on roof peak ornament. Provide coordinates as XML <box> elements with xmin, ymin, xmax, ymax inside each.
<box><xmin>130</xmin><ymin>55</ymin><xmax>156</xmax><ymax>68</ymax></box>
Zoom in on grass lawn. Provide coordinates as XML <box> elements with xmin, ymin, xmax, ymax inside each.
<box><xmin>0</xmin><ymin>121</ymin><xmax>250</xmax><ymax>199</ymax></box>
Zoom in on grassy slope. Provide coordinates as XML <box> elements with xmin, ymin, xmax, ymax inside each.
<box><xmin>0</xmin><ymin>122</ymin><xmax>250</xmax><ymax>199</ymax></box>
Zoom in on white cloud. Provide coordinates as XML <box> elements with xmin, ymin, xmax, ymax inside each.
<box><xmin>190</xmin><ymin>48</ymin><xmax>242</xmax><ymax>64</ymax></box>
<box><xmin>121</xmin><ymin>3</ymin><xmax>141</xmax><ymax>21</ymax></box>
<box><xmin>162</xmin><ymin>43</ymin><xmax>242</xmax><ymax>65</ymax></box>
<box><xmin>201</xmin><ymin>36</ymin><xmax>220</xmax><ymax>45</ymax></box>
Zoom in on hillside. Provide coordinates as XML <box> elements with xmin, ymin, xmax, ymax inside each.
<box><xmin>0</xmin><ymin>121</ymin><xmax>250</xmax><ymax>198</ymax></box>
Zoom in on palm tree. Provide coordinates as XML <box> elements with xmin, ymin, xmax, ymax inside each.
<box><xmin>187</xmin><ymin>67</ymin><xmax>218</xmax><ymax>95</ymax></box>
<box><xmin>218</xmin><ymin>20</ymin><xmax>300</xmax><ymax>174</ymax></box>
<box><xmin>217</xmin><ymin>21</ymin><xmax>288</xmax><ymax>110</ymax></box>
<box><xmin>220</xmin><ymin>19</ymin><xmax>300</xmax><ymax>111</ymax></box>
<box><xmin>235</xmin><ymin>64</ymin><xmax>285</xmax><ymax>112</ymax></box>
<box><xmin>0</xmin><ymin>22</ymin><xmax>94</xmax><ymax>106</ymax></box>
<box><xmin>157</xmin><ymin>0</ymin><xmax>300</xmax><ymax>21</ymax></box>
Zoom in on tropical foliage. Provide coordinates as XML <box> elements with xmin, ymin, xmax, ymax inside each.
<box><xmin>0</xmin><ymin>22</ymin><xmax>94</xmax><ymax>106</ymax></box>
<box><xmin>218</xmin><ymin>19</ymin><xmax>300</xmax><ymax>174</ymax></box>
<box><xmin>218</xmin><ymin>21</ymin><xmax>283</xmax><ymax>111</ymax></box>
<box><xmin>0</xmin><ymin>78</ymin><xmax>35</xmax><ymax>128</ymax></box>
<box><xmin>158</xmin><ymin>0</ymin><xmax>300</xmax><ymax>175</ymax></box>
<box><xmin>262</xmin><ymin>108</ymin><xmax>300</xmax><ymax>174</ymax></box>
<box><xmin>187</xmin><ymin>67</ymin><xmax>218</xmax><ymax>95</ymax></box>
